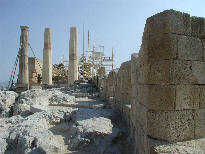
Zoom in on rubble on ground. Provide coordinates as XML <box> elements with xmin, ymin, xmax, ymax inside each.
<box><xmin>0</xmin><ymin>86</ymin><xmax>130</xmax><ymax>154</ymax></box>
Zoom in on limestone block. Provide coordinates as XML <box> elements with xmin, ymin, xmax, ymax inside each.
<box><xmin>178</xmin><ymin>35</ymin><xmax>202</xmax><ymax>61</ymax></box>
<box><xmin>145</xmin><ymin>33</ymin><xmax>177</xmax><ymax>60</ymax></box>
<box><xmin>130</xmin><ymin>103</ymin><xmax>137</xmax><ymax>127</ymax></box>
<box><xmin>135</xmin><ymin>103</ymin><xmax>148</xmax><ymax>132</ymax></box>
<box><xmin>137</xmin><ymin>62</ymin><xmax>150</xmax><ymax>84</ymax></box>
<box><xmin>147</xmin><ymin>110</ymin><xmax>194</xmax><ymax>142</ymax></box>
<box><xmin>146</xmin><ymin>60</ymin><xmax>173</xmax><ymax>84</ymax></box>
<box><xmin>137</xmin><ymin>85</ymin><xmax>175</xmax><ymax>111</ymax></box>
<box><xmin>200</xmin><ymin>86</ymin><xmax>205</xmax><ymax>109</ymax></box>
<box><xmin>145</xmin><ymin>10</ymin><xmax>191</xmax><ymax>36</ymax></box>
<box><xmin>191</xmin><ymin>17</ymin><xmax>205</xmax><ymax>38</ymax></box>
<box><xmin>195</xmin><ymin>109</ymin><xmax>205</xmax><ymax>138</ymax></box>
<box><xmin>192</xmin><ymin>61</ymin><xmax>205</xmax><ymax>84</ymax></box>
<box><xmin>176</xmin><ymin>85</ymin><xmax>200</xmax><ymax>110</ymax></box>
<box><xmin>134</xmin><ymin>122</ymin><xmax>149</xmax><ymax>154</ymax></box>
<box><xmin>203</xmin><ymin>39</ymin><xmax>205</xmax><ymax>62</ymax></box>
<box><xmin>138</xmin><ymin>60</ymin><xmax>205</xmax><ymax>84</ymax></box>
<box><xmin>173</xmin><ymin>60</ymin><xmax>197</xmax><ymax>84</ymax></box>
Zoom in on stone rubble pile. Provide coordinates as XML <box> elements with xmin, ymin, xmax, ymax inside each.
<box><xmin>0</xmin><ymin>87</ymin><xmax>129</xmax><ymax>154</ymax></box>
<box><xmin>0</xmin><ymin>91</ymin><xmax>18</xmax><ymax>117</ymax></box>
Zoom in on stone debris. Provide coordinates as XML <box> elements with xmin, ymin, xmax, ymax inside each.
<box><xmin>0</xmin><ymin>91</ymin><xmax>18</xmax><ymax>117</ymax></box>
<box><xmin>0</xmin><ymin>87</ymin><xmax>129</xmax><ymax>154</ymax></box>
<box><xmin>150</xmin><ymin>138</ymin><xmax>205</xmax><ymax>154</ymax></box>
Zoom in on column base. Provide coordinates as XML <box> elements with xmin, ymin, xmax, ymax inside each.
<box><xmin>16</xmin><ymin>83</ymin><xmax>29</xmax><ymax>93</ymax></box>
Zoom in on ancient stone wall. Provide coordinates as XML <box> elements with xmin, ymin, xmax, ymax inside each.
<box><xmin>102</xmin><ymin>9</ymin><xmax>205</xmax><ymax>153</ymax></box>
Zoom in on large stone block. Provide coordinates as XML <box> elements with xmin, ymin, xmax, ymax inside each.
<box><xmin>191</xmin><ymin>17</ymin><xmax>205</xmax><ymax>38</ymax></box>
<box><xmin>134</xmin><ymin>102</ymin><xmax>148</xmax><ymax>132</ymax></box>
<box><xmin>134</xmin><ymin>123</ymin><xmax>150</xmax><ymax>154</ymax></box>
<box><xmin>145</xmin><ymin>10</ymin><xmax>191</xmax><ymax>36</ymax></box>
<box><xmin>130</xmin><ymin>104</ymin><xmax>137</xmax><ymax>127</ymax></box>
<box><xmin>173</xmin><ymin>60</ymin><xmax>205</xmax><ymax>84</ymax></box>
<box><xmin>200</xmin><ymin>86</ymin><xmax>205</xmax><ymax>109</ymax></box>
<box><xmin>136</xmin><ymin>85</ymin><xmax>175</xmax><ymax>111</ymax></box>
<box><xmin>173</xmin><ymin>60</ymin><xmax>194</xmax><ymax>84</ymax></box>
<box><xmin>176</xmin><ymin>85</ymin><xmax>200</xmax><ymax>110</ymax></box>
<box><xmin>192</xmin><ymin>61</ymin><xmax>205</xmax><ymax>84</ymax></box>
<box><xmin>177</xmin><ymin>35</ymin><xmax>202</xmax><ymax>61</ymax></box>
<box><xmin>146</xmin><ymin>60</ymin><xmax>173</xmax><ymax>84</ymax></box>
<box><xmin>195</xmin><ymin>109</ymin><xmax>205</xmax><ymax>138</ymax></box>
<box><xmin>138</xmin><ymin>60</ymin><xmax>205</xmax><ymax>84</ymax></box>
<box><xmin>145</xmin><ymin>33</ymin><xmax>177</xmax><ymax>61</ymax></box>
<box><xmin>203</xmin><ymin>39</ymin><xmax>205</xmax><ymax>62</ymax></box>
<box><xmin>147</xmin><ymin>110</ymin><xmax>195</xmax><ymax>142</ymax></box>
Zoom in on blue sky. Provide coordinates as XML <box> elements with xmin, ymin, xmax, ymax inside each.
<box><xmin>0</xmin><ymin>0</ymin><xmax>205</xmax><ymax>82</ymax></box>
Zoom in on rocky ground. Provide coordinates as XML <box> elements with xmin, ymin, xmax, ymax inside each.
<box><xmin>150</xmin><ymin>137</ymin><xmax>205</xmax><ymax>154</ymax></box>
<box><xmin>0</xmin><ymin>84</ymin><xmax>131</xmax><ymax>154</ymax></box>
<box><xmin>1</xmin><ymin>84</ymin><xmax>204</xmax><ymax>154</ymax></box>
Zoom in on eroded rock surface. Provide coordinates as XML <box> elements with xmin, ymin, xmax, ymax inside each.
<box><xmin>0</xmin><ymin>88</ymin><xmax>129</xmax><ymax>154</ymax></box>
<box><xmin>0</xmin><ymin>91</ymin><xmax>18</xmax><ymax>117</ymax></box>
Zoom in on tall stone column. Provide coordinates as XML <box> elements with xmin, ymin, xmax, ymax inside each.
<box><xmin>18</xmin><ymin>26</ymin><xmax>29</xmax><ymax>85</ymax></box>
<box><xmin>68</xmin><ymin>27</ymin><xmax>78</xmax><ymax>85</ymax></box>
<box><xmin>42</xmin><ymin>28</ymin><xmax>52</xmax><ymax>85</ymax></box>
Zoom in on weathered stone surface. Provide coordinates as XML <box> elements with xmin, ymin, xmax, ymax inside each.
<box><xmin>100</xmin><ymin>9</ymin><xmax>205</xmax><ymax>153</ymax></box>
<box><xmin>0</xmin><ymin>87</ymin><xmax>126</xmax><ymax>153</ymax></box>
<box><xmin>150</xmin><ymin>137</ymin><xmax>205</xmax><ymax>154</ymax></box>
<box><xmin>136</xmin><ymin>85</ymin><xmax>175</xmax><ymax>111</ymax></box>
<box><xmin>178</xmin><ymin>35</ymin><xmax>202</xmax><ymax>61</ymax></box>
<box><xmin>200</xmin><ymin>86</ymin><xmax>205</xmax><ymax>109</ymax></box>
<box><xmin>42</xmin><ymin>28</ymin><xmax>52</xmax><ymax>85</ymax></box>
<box><xmin>134</xmin><ymin>122</ymin><xmax>149</xmax><ymax>154</ymax></box>
<box><xmin>134</xmin><ymin>103</ymin><xmax>147</xmax><ymax>132</ymax></box>
<box><xmin>191</xmin><ymin>17</ymin><xmax>205</xmax><ymax>38</ymax></box>
<box><xmin>147</xmin><ymin>110</ymin><xmax>195</xmax><ymax>142</ymax></box>
<box><xmin>131</xmin><ymin>56</ymin><xmax>138</xmax><ymax>85</ymax></box>
<box><xmin>195</xmin><ymin>109</ymin><xmax>205</xmax><ymax>138</ymax></box>
<box><xmin>0</xmin><ymin>109</ymin><xmax>75</xmax><ymax>154</ymax></box>
<box><xmin>28</xmin><ymin>57</ymin><xmax>43</xmax><ymax>84</ymax></box>
<box><xmin>176</xmin><ymin>85</ymin><xmax>200</xmax><ymax>110</ymax></box>
<box><xmin>147</xmin><ymin>60</ymin><xmax>205</xmax><ymax>85</ymax></box>
<box><xmin>140</xmin><ymin>47</ymin><xmax>205</xmax><ymax>85</ymax></box>
<box><xmin>145</xmin><ymin>9</ymin><xmax>191</xmax><ymax>36</ymax></box>
<box><xmin>18</xmin><ymin>26</ymin><xmax>29</xmax><ymax>85</ymax></box>
<box><xmin>202</xmin><ymin>39</ymin><xmax>205</xmax><ymax>62</ymax></box>
<box><xmin>130</xmin><ymin>101</ymin><xmax>137</xmax><ymax>129</ymax></box>
<box><xmin>0</xmin><ymin>91</ymin><xmax>18</xmax><ymax>117</ymax></box>
<box><xmin>68</xmin><ymin>27</ymin><xmax>78</xmax><ymax>85</ymax></box>
<box><xmin>192</xmin><ymin>61</ymin><xmax>205</xmax><ymax>84</ymax></box>
<box><xmin>146</xmin><ymin>60</ymin><xmax>173</xmax><ymax>84</ymax></box>
<box><xmin>145</xmin><ymin>33</ymin><xmax>177</xmax><ymax>61</ymax></box>
<box><xmin>173</xmin><ymin>60</ymin><xmax>195</xmax><ymax>84</ymax></box>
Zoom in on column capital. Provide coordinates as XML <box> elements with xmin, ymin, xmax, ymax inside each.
<box><xmin>20</xmin><ymin>26</ymin><xmax>29</xmax><ymax>30</ymax></box>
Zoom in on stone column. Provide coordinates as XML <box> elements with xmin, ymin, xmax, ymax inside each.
<box><xmin>18</xmin><ymin>26</ymin><xmax>29</xmax><ymax>85</ymax></box>
<box><xmin>42</xmin><ymin>28</ymin><xmax>52</xmax><ymax>85</ymax></box>
<box><xmin>68</xmin><ymin>27</ymin><xmax>78</xmax><ymax>85</ymax></box>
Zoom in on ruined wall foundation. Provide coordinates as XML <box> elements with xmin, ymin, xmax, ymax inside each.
<box><xmin>101</xmin><ymin>9</ymin><xmax>205</xmax><ymax>153</ymax></box>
